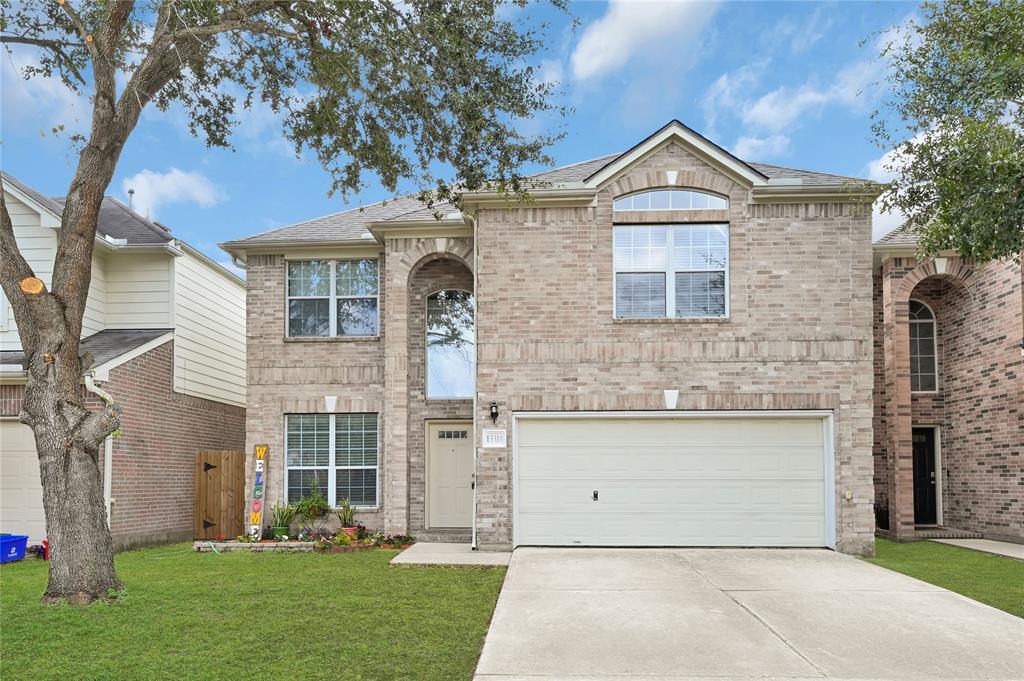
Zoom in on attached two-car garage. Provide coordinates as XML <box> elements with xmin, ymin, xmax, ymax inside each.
<box><xmin>513</xmin><ymin>412</ymin><xmax>833</xmax><ymax>548</ymax></box>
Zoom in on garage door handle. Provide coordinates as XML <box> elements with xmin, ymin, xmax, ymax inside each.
<box><xmin>592</xmin><ymin>490</ymin><xmax>598</xmax><ymax>501</ymax></box>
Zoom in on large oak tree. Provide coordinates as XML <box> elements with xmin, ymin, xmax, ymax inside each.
<box><xmin>0</xmin><ymin>0</ymin><xmax>563</xmax><ymax>604</ymax></box>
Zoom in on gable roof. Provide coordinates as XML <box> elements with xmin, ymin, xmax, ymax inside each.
<box><xmin>52</xmin><ymin>196</ymin><xmax>172</xmax><ymax>245</ymax></box>
<box><xmin>222</xmin><ymin>120</ymin><xmax>876</xmax><ymax>252</ymax></box>
<box><xmin>2</xmin><ymin>171</ymin><xmax>172</xmax><ymax>245</ymax></box>
<box><xmin>584</xmin><ymin>120</ymin><xmax>770</xmax><ymax>188</ymax></box>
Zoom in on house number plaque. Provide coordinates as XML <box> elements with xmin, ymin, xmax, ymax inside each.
<box><xmin>482</xmin><ymin>429</ymin><xmax>507</xmax><ymax>448</ymax></box>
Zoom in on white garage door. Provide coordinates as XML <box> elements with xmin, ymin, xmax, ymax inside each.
<box><xmin>514</xmin><ymin>413</ymin><xmax>831</xmax><ymax>547</ymax></box>
<box><xmin>0</xmin><ymin>420</ymin><xmax>46</xmax><ymax>543</ymax></box>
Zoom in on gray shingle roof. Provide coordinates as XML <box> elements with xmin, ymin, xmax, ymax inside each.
<box><xmin>223</xmin><ymin>145</ymin><xmax>873</xmax><ymax>248</ymax></box>
<box><xmin>747</xmin><ymin>163</ymin><xmax>868</xmax><ymax>186</ymax></box>
<box><xmin>2</xmin><ymin>171</ymin><xmax>172</xmax><ymax>245</ymax></box>
<box><xmin>875</xmin><ymin>227</ymin><xmax>917</xmax><ymax>246</ymax></box>
<box><xmin>53</xmin><ymin>196</ymin><xmax>172</xmax><ymax>245</ymax></box>
<box><xmin>0</xmin><ymin>328</ymin><xmax>172</xmax><ymax>368</ymax></box>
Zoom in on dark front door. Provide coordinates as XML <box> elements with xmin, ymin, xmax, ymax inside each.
<box><xmin>912</xmin><ymin>428</ymin><xmax>937</xmax><ymax>525</ymax></box>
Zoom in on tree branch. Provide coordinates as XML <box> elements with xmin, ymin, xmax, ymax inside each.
<box><xmin>0</xmin><ymin>34</ymin><xmax>88</xmax><ymax>85</ymax></box>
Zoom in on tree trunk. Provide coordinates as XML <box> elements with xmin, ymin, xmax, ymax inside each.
<box><xmin>36</xmin><ymin>427</ymin><xmax>120</xmax><ymax>604</ymax></box>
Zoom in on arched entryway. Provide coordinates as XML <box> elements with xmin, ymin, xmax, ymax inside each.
<box><xmin>880</xmin><ymin>257</ymin><xmax>974</xmax><ymax>538</ymax></box>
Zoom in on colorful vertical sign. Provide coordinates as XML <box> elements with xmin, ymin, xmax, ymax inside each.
<box><xmin>248</xmin><ymin>444</ymin><xmax>268</xmax><ymax>538</ymax></box>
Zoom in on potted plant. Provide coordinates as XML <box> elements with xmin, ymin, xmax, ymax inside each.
<box><xmin>271</xmin><ymin>502</ymin><xmax>296</xmax><ymax>538</ymax></box>
<box><xmin>337</xmin><ymin>498</ymin><xmax>358</xmax><ymax>537</ymax></box>
<box><xmin>295</xmin><ymin>479</ymin><xmax>330</xmax><ymax>535</ymax></box>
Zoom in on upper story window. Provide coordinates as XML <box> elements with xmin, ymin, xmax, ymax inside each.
<box><xmin>613</xmin><ymin>189</ymin><xmax>728</xmax><ymax>212</ymax></box>
<box><xmin>613</xmin><ymin>224</ymin><xmax>728</xmax><ymax>319</ymax></box>
<box><xmin>426</xmin><ymin>290</ymin><xmax>475</xmax><ymax>399</ymax></box>
<box><xmin>909</xmin><ymin>300</ymin><xmax>937</xmax><ymax>392</ymax></box>
<box><xmin>287</xmin><ymin>259</ymin><xmax>379</xmax><ymax>337</ymax></box>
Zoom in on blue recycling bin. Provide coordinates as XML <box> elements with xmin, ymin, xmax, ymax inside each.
<box><xmin>0</xmin><ymin>534</ymin><xmax>29</xmax><ymax>563</ymax></box>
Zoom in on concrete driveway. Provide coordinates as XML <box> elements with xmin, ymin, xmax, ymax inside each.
<box><xmin>475</xmin><ymin>548</ymin><xmax>1024</xmax><ymax>681</ymax></box>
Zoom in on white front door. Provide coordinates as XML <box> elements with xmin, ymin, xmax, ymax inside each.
<box><xmin>427</xmin><ymin>421</ymin><xmax>474</xmax><ymax>528</ymax></box>
<box><xmin>514</xmin><ymin>413</ymin><xmax>831</xmax><ymax>547</ymax></box>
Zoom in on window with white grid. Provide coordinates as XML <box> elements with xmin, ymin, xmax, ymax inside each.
<box><xmin>287</xmin><ymin>259</ymin><xmax>379</xmax><ymax>337</ymax></box>
<box><xmin>285</xmin><ymin>413</ymin><xmax>379</xmax><ymax>507</ymax></box>
<box><xmin>613</xmin><ymin>224</ymin><xmax>728</xmax><ymax>319</ymax></box>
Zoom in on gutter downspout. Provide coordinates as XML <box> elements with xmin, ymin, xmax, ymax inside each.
<box><xmin>84</xmin><ymin>372</ymin><xmax>115</xmax><ymax>527</ymax></box>
<box><xmin>469</xmin><ymin>211</ymin><xmax>479</xmax><ymax>551</ymax></box>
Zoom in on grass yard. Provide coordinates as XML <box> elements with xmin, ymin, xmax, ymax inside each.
<box><xmin>0</xmin><ymin>543</ymin><xmax>506</xmax><ymax>680</ymax></box>
<box><xmin>868</xmin><ymin>538</ymin><xmax>1024</xmax><ymax>618</ymax></box>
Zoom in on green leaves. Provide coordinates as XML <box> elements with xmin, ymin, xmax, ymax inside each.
<box><xmin>874</xmin><ymin>0</ymin><xmax>1023</xmax><ymax>261</ymax></box>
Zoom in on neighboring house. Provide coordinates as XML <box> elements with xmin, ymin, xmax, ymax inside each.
<box><xmin>221</xmin><ymin>120</ymin><xmax>879</xmax><ymax>555</ymax></box>
<box><xmin>872</xmin><ymin>230</ymin><xmax>1022</xmax><ymax>543</ymax></box>
<box><xmin>0</xmin><ymin>172</ymin><xmax>246</xmax><ymax>550</ymax></box>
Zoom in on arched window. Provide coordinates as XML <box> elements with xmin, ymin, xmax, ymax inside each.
<box><xmin>613</xmin><ymin>189</ymin><xmax>728</xmax><ymax>211</ymax></box>
<box><xmin>909</xmin><ymin>300</ymin><xmax>937</xmax><ymax>392</ymax></box>
<box><xmin>426</xmin><ymin>290</ymin><xmax>475</xmax><ymax>399</ymax></box>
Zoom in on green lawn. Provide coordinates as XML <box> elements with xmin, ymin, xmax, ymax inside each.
<box><xmin>0</xmin><ymin>543</ymin><xmax>506</xmax><ymax>680</ymax></box>
<box><xmin>868</xmin><ymin>538</ymin><xmax>1024</xmax><ymax>618</ymax></box>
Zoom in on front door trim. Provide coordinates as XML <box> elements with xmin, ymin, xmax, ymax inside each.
<box><xmin>425</xmin><ymin>418</ymin><xmax>474</xmax><ymax>529</ymax></box>
<box><xmin>511</xmin><ymin>410</ymin><xmax>837</xmax><ymax>550</ymax></box>
<box><xmin>913</xmin><ymin>425</ymin><xmax>943</xmax><ymax>526</ymax></box>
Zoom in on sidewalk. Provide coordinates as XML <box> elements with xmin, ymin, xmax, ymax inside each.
<box><xmin>932</xmin><ymin>538</ymin><xmax>1024</xmax><ymax>560</ymax></box>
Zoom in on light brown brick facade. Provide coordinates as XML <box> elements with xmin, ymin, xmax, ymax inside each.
<box><xmin>873</xmin><ymin>254</ymin><xmax>1023</xmax><ymax>541</ymax></box>
<box><xmin>243</xmin><ymin>140</ymin><xmax>877</xmax><ymax>554</ymax></box>
<box><xmin>2</xmin><ymin>340</ymin><xmax>246</xmax><ymax>550</ymax></box>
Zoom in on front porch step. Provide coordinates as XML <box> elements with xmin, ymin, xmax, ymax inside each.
<box><xmin>414</xmin><ymin>528</ymin><xmax>472</xmax><ymax>543</ymax></box>
<box><xmin>915</xmin><ymin>526</ymin><xmax>983</xmax><ymax>540</ymax></box>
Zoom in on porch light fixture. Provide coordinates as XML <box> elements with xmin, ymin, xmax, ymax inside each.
<box><xmin>324</xmin><ymin>395</ymin><xmax>337</xmax><ymax>413</ymax></box>
<box><xmin>663</xmin><ymin>389</ymin><xmax>679</xmax><ymax>410</ymax></box>
<box><xmin>489</xmin><ymin>401</ymin><xmax>499</xmax><ymax>424</ymax></box>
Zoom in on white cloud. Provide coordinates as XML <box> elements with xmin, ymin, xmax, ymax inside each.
<box><xmin>702</xmin><ymin>60</ymin><xmax>767</xmax><ymax>136</ymax></box>
<box><xmin>742</xmin><ymin>59</ymin><xmax>876</xmax><ymax>133</ymax></box>
<box><xmin>1</xmin><ymin>47</ymin><xmax>88</xmax><ymax>136</ymax></box>
<box><xmin>732</xmin><ymin>134</ymin><xmax>790</xmax><ymax>160</ymax></box>
<box><xmin>120</xmin><ymin>168</ymin><xmax>226</xmax><ymax>219</ymax></box>
<box><xmin>570</xmin><ymin>0</ymin><xmax>718</xmax><ymax>82</ymax></box>
<box><xmin>865</xmin><ymin>138</ymin><xmax>925</xmax><ymax>239</ymax></box>
<box><xmin>767</xmin><ymin>6</ymin><xmax>835</xmax><ymax>55</ymax></box>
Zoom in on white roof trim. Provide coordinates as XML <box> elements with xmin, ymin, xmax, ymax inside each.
<box><xmin>1</xmin><ymin>179</ymin><xmax>62</xmax><ymax>228</ymax></box>
<box><xmin>584</xmin><ymin>121</ymin><xmax>769</xmax><ymax>189</ymax></box>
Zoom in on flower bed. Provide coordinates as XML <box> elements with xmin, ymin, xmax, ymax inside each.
<box><xmin>193</xmin><ymin>527</ymin><xmax>416</xmax><ymax>554</ymax></box>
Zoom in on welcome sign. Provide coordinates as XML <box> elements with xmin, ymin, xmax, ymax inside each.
<box><xmin>248</xmin><ymin>444</ymin><xmax>268</xmax><ymax>538</ymax></box>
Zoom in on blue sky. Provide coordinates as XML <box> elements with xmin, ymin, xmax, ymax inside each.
<box><xmin>1</xmin><ymin>1</ymin><xmax>914</xmax><ymax>271</ymax></box>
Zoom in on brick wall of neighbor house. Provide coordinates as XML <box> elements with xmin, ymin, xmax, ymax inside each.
<box><xmin>1</xmin><ymin>341</ymin><xmax>245</xmax><ymax>550</ymax></box>
<box><xmin>243</xmin><ymin>253</ymin><xmax>386</xmax><ymax>529</ymax></box>
<box><xmin>407</xmin><ymin>258</ymin><xmax>474</xmax><ymax>531</ymax></box>
<box><xmin>873</xmin><ymin>256</ymin><xmax>1023</xmax><ymax>541</ymax></box>
<box><xmin>473</xmin><ymin>142</ymin><xmax>877</xmax><ymax>555</ymax></box>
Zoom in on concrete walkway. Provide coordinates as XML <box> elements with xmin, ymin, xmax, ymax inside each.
<box><xmin>932</xmin><ymin>538</ymin><xmax>1024</xmax><ymax>561</ymax></box>
<box><xmin>475</xmin><ymin>548</ymin><xmax>1024</xmax><ymax>680</ymax></box>
<box><xmin>390</xmin><ymin>542</ymin><xmax>510</xmax><ymax>566</ymax></box>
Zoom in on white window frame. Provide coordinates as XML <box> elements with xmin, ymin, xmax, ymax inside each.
<box><xmin>284</xmin><ymin>413</ymin><xmax>380</xmax><ymax>509</ymax></box>
<box><xmin>613</xmin><ymin>189</ymin><xmax>729</xmax><ymax>211</ymax></box>
<box><xmin>613</xmin><ymin>223</ymin><xmax>730</xmax><ymax>320</ymax></box>
<box><xmin>286</xmin><ymin>259</ymin><xmax>379</xmax><ymax>338</ymax></box>
<box><xmin>909</xmin><ymin>299</ymin><xmax>938</xmax><ymax>394</ymax></box>
<box><xmin>425</xmin><ymin>288</ymin><xmax>475</xmax><ymax>400</ymax></box>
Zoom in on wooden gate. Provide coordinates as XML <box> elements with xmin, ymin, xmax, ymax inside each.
<box><xmin>194</xmin><ymin>451</ymin><xmax>245</xmax><ymax>539</ymax></box>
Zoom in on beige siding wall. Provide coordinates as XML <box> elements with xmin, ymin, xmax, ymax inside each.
<box><xmin>172</xmin><ymin>250</ymin><xmax>247</xmax><ymax>406</ymax></box>
<box><xmin>83</xmin><ymin>251</ymin><xmax>107</xmax><ymax>337</ymax></box>
<box><xmin>1</xmin><ymin>192</ymin><xmax>57</xmax><ymax>351</ymax></box>
<box><xmin>105</xmin><ymin>252</ymin><xmax>173</xmax><ymax>328</ymax></box>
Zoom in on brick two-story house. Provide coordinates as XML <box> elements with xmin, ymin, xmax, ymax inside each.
<box><xmin>222</xmin><ymin>121</ymin><xmax>879</xmax><ymax>555</ymax></box>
